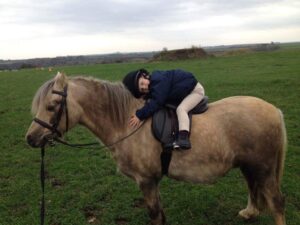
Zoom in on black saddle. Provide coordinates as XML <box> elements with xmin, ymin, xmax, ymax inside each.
<box><xmin>152</xmin><ymin>96</ymin><xmax>208</xmax><ymax>150</ymax></box>
<box><xmin>152</xmin><ymin>96</ymin><xmax>208</xmax><ymax>175</ymax></box>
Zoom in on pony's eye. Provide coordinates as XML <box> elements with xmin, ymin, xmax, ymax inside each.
<box><xmin>47</xmin><ymin>105</ymin><xmax>55</xmax><ymax>112</ymax></box>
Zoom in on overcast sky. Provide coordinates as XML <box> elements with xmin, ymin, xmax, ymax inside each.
<box><xmin>1</xmin><ymin>0</ymin><xmax>299</xmax><ymax>60</ymax></box>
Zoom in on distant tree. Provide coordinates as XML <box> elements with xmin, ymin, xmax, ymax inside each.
<box><xmin>20</xmin><ymin>63</ymin><xmax>36</xmax><ymax>69</ymax></box>
<box><xmin>191</xmin><ymin>45</ymin><xmax>199</xmax><ymax>49</ymax></box>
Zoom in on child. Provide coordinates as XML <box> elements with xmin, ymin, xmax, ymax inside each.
<box><xmin>123</xmin><ymin>69</ymin><xmax>205</xmax><ymax>150</ymax></box>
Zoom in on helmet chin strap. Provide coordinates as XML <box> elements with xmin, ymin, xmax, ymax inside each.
<box><xmin>142</xmin><ymin>74</ymin><xmax>150</xmax><ymax>80</ymax></box>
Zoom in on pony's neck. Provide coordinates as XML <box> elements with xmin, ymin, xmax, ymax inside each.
<box><xmin>69</xmin><ymin>77</ymin><xmax>141</xmax><ymax>145</ymax></box>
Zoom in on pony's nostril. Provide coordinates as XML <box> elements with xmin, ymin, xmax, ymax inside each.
<box><xmin>26</xmin><ymin>135</ymin><xmax>32</xmax><ymax>143</ymax></box>
<box><xmin>27</xmin><ymin>135</ymin><xmax>35</xmax><ymax>146</ymax></box>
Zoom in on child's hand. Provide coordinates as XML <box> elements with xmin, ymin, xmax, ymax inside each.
<box><xmin>129</xmin><ymin>115</ymin><xmax>142</xmax><ymax>128</ymax></box>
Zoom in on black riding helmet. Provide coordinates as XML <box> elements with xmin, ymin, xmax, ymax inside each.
<box><xmin>122</xmin><ymin>69</ymin><xmax>149</xmax><ymax>98</ymax></box>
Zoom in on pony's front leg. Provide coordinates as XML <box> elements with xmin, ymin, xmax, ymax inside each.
<box><xmin>139</xmin><ymin>179</ymin><xmax>166</xmax><ymax>225</ymax></box>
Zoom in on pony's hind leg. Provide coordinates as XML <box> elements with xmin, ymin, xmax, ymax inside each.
<box><xmin>239</xmin><ymin>166</ymin><xmax>260</xmax><ymax>219</ymax></box>
<box><xmin>139</xmin><ymin>179</ymin><xmax>166</xmax><ymax>225</ymax></box>
<box><xmin>261</xmin><ymin>177</ymin><xmax>286</xmax><ymax>225</ymax></box>
<box><xmin>240</xmin><ymin>165</ymin><xmax>286</xmax><ymax>225</ymax></box>
<box><xmin>239</xmin><ymin>194</ymin><xmax>260</xmax><ymax>219</ymax></box>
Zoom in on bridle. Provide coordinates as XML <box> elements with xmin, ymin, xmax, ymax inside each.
<box><xmin>33</xmin><ymin>85</ymin><xmax>69</xmax><ymax>144</ymax></box>
<box><xmin>33</xmin><ymin>83</ymin><xmax>147</xmax><ymax>149</ymax></box>
<box><xmin>32</xmin><ymin>84</ymin><xmax>145</xmax><ymax>148</ymax></box>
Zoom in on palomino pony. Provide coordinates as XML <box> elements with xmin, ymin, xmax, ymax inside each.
<box><xmin>26</xmin><ymin>72</ymin><xmax>287</xmax><ymax>225</ymax></box>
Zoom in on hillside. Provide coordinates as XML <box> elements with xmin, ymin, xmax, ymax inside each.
<box><xmin>0</xmin><ymin>52</ymin><xmax>156</xmax><ymax>70</ymax></box>
<box><xmin>152</xmin><ymin>47</ymin><xmax>208</xmax><ymax>61</ymax></box>
<box><xmin>1</xmin><ymin>42</ymin><xmax>298</xmax><ymax>70</ymax></box>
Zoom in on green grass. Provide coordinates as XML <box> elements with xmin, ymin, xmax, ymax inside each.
<box><xmin>0</xmin><ymin>47</ymin><xmax>299</xmax><ymax>225</ymax></box>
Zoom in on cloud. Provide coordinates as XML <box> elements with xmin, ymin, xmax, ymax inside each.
<box><xmin>0</xmin><ymin>0</ymin><xmax>299</xmax><ymax>59</ymax></box>
<box><xmin>4</xmin><ymin>0</ymin><xmax>295</xmax><ymax>33</ymax></box>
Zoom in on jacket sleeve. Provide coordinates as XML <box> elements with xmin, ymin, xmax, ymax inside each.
<box><xmin>135</xmin><ymin>75</ymin><xmax>171</xmax><ymax>120</ymax></box>
<box><xmin>135</xmin><ymin>99</ymin><xmax>160</xmax><ymax>120</ymax></box>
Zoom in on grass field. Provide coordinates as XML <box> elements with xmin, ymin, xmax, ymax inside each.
<box><xmin>0</xmin><ymin>46</ymin><xmax>299</xmax><ymax>225</ymax></box>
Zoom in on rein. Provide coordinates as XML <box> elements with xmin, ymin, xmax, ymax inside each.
<box><xmin>34</xmin><ymin>84</ymin><xmax>145</xmax><ymax>225</ymax></box>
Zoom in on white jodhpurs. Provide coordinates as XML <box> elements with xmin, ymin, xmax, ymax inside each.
<box><xmin>176</xmin><ymin>82</ymin><xmax>205</xmax><ymax>131</ymax></box>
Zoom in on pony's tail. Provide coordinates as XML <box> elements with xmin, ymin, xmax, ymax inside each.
<box><xmin>276</xmin><ymin>109</ymin><xmax>287</xmax><ymax>186</ymax></box>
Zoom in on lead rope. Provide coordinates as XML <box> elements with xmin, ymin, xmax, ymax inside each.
<box><xmin>40</xmin><ymin>146</ymin><xmax>45</xmax><ymax>225</ymax></box>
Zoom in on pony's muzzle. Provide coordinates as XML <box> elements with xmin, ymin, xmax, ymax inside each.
<box><xmin>26</xmin><ymin>133</ymin><xmax>53</xmax><ymax>148</ymax></box>
<box><xmin>26</xmin><ymin>134</ymin><xmax>41</xmax><ymax>148</ymax></box>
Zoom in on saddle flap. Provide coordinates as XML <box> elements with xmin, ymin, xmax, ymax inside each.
<box><xmin>152</xmin><ymin>108</ymin><xmax>177</xmax><ymax>145</ymax></box>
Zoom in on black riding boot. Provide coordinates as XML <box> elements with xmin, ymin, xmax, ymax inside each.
<box><xmin>175</xmin><ymin>130</ymin><xmax>191</xmax><ymax>150</ymax></box>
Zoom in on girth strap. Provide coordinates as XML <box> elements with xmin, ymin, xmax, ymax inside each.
<box><xmin>160</xmin><ymin>150</ymin><xmax>172</xmax><ymax>175</ymax></box>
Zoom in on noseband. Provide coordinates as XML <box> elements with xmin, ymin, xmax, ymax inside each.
<box><xmin>33</xmin><ymin>85</ymin><xmax>69</xmax><ymax>141</ymax></box>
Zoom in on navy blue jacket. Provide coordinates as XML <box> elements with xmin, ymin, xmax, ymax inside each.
<box><xmin>136</xmin><ymin>69</ymin><xmax>197</xmax><ymax>120</ymax></box>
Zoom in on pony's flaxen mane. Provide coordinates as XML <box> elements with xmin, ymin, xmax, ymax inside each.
<box><xmin>70</xmin><ymin>76</ymin><xmax>141</xmax><ymax>127</ymax></box>
<box><xmin>31</xmin><ymin>79</ymin><xmax>55</xmax><ymax>115</ymax></box>
<box><xmin>96</xmin><ymin>79</ymin><xmax>140</xmax><ymax>126</ymax></box>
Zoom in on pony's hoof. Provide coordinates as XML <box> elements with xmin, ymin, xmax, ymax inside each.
<box><xmin>239</xmin><ymin>208</ymin><xmax>259</xmax><ymax>220</ymax></box>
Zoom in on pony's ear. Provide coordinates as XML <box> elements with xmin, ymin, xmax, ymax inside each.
<box><xmin>54</xmin><ymin>72</ymin><xmax>67</xmax><ymax>88</ymax></box>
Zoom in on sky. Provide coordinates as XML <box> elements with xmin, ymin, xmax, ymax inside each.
<box><xmin>0</xmin><ymin>0</ymin><xmax>299</xmax><ymax>60</ymax></box>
